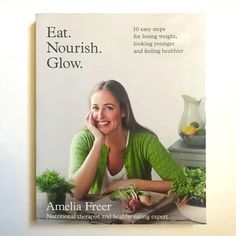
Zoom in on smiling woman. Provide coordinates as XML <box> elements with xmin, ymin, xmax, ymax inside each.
<box><xmin>69</xmin><ymin>80</ymin><xmax>185</xmax><ymax>199</ymax></box>
<box><xmin>90</xmin><ymin>90</ymin><xmax>125</xmax><ymax>135</ymax></box>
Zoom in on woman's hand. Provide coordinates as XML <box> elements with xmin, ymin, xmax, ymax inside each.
<box><xmin>86</xmin><ymin>110</ymin><xmax>105</xmax><ymax>144</ymax></box>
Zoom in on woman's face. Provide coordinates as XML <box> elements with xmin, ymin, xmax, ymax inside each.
<box><xmin>90</xmin><ymin>90</ymin><xmax>125</xmax><ymax>135</ymax></box>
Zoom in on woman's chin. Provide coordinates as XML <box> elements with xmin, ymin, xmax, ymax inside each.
<box><xmin>98</xmin><ymin>127</ymin><xmax>110</xmax><ymax>135</ymax></box>
<box><xmin>99</xmin><ymin>127</ymin><xmax>117</xmax><ymax>136</ymax></box>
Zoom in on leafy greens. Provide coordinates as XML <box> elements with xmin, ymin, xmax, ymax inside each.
<box><xmin>171</xmin><ymin>167</ymin><xmax>206</xmax><ymax>202</ymax></box>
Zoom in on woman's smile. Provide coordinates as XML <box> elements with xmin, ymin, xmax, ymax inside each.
<box><xmin>96</xmin><ymin>121</ymin><xmax>110</xmax><ymax>127</ymax></box>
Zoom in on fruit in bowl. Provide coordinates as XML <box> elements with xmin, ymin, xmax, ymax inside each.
<box><xmin>180</xmin><ymin>122</ymin><xmax>206</xmax><ymax>147</ymax></box>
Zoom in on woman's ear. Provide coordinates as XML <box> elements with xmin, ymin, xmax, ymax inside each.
<box><xmin>121</xmin><ymin>110</ymin><xmax>126</xmax><ymax>118</ymax></box>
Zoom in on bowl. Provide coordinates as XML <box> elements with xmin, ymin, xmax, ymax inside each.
<box><xmin>179</xmin><ymin>133</ymin><xmax>206</xmax><ymax>147</ymax></box>
<box><xmin>176</xmin><ymin>201</ymin><xmax>206</xmax><ymax>224</ymax></box>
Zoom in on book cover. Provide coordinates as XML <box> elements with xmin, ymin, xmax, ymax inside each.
<box><xmin>35</xmin><ymin>13</ymin><xmax>205</xmax><ymax>224</ymax></box>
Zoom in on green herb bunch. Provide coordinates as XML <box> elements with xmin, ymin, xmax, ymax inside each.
<box><xmin>109</xmin><ymin>185</ymin><xmax>142</xmax><ymax>200</ymax></box>
<box><xmin>36</xmin><ymin>170</ymin><xmax>74</xmax><ymax>194</ymax></box>
<box><xmin>171</xmin><ymin>168</ymin><xmax>206</xmax><ymax>202</ymax></box>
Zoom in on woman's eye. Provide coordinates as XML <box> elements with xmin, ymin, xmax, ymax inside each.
<box><xmin>92</xmin><ymin>107</ymin><xmax>99</xmax><ymax>111</ymax></box>
<box><xmin>106</xmin><ymin>106</ymin><xmax>114</xmax><ymax>110</ymax></box>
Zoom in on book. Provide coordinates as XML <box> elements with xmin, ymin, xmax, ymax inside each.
<box><xmin>35</xmin><ymin>13</ymin><xmax>205</xmax><ymax>224</ymax></box>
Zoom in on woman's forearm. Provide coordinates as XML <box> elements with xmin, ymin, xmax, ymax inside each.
<box><xmin>103</xmin><ymin>179</ymin><xmax>171</xmax><ymax>194</ymax></box>
<box><xmin>72</xmin><ymin>139</ymin><xmax>103</xmax><ymax>199</ymax></box>
<box><xmin>133</xmin><ymin>179</ymin><xmax>171</xmax><ymax>194</ymax></box>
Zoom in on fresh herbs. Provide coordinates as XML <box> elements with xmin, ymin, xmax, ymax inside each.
<box><xmin>36</xmin><ymin>169</ymin><xmax>74</xmax><ymax>195</ymax></box>
<box><xmin>109</xmin><ymin>185</ymin><xmax>153</xmax><ymax>212</ymax></box>
<box><xmin>110</xmin><ymin>185</ymin><xmax>142</xmax><ymax>201</ymax></box>
<box><xmin>171</xmin><ymin>168</ymin><xmax>206</xmax><ymax>205</ymax></box>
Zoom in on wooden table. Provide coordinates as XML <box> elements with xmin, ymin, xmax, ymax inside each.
<box><xmin>35</xmin><ymin>192</ymin><xmax>194</xmax><ymax>224</ymax></box>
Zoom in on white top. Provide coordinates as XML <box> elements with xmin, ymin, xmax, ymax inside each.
<box><xmin>100</xmin><ymin>131</ymin><xmax>129</xmax><ymax>193</ymax></box>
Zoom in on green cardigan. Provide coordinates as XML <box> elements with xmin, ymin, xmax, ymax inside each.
<box><xmin>69</xmin><ymin>129</ymin><xmax>184</xmax><ymax>194</ymax></box>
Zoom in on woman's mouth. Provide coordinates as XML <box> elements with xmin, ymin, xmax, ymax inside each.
<box><xmin>97</xmin><ymin>121</ymin><xmax>110</xmax><ymax>127</ymax></box>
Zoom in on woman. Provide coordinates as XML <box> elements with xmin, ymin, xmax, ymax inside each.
<box><xmin>69</xmin><ymin>80</ymin><xmax>184</xmax><ymax>199</ymax></box>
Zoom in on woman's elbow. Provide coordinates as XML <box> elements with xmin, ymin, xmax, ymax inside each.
<box><xmin>72</xmin><ymin>188</ymin><xmax>87</xmax><ymax>200</ymax></box>
<box><xmin>70</xmin><ymin>173</ymin><xmax>90</xmax><ymax>200</ymax></box>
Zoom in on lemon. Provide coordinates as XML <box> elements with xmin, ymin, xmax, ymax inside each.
<box><xmin>181</xmin><ymin>125</ymin><xmax>197</xmax><ymax>136</ymax></box>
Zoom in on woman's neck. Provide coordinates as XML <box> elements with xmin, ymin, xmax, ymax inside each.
<box><xmin>105</xmin><ymin>128</ymin><xmax>128</xmax><ymax>150</ymax></box>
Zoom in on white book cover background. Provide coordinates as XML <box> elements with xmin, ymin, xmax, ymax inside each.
<box><xmin>36</xmin><ymin>14</ymin><xmax>205</xmax><ymax>178</ymax></box>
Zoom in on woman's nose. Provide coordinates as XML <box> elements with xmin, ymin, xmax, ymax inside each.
<box><xmin>97</xmin><ymin>109</ymin><xmax>104</xmax><ymax>118</ymax></box>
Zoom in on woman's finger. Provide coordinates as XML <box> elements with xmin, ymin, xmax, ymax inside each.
<box><xmin>102</xmin><ymin>181</ymin><xmax>120</xmax><ymax>194</ymax></box>
<box><xmin>85</xmin><ymin>110</ymin><xmax>95</xmax><ymax>127</ymax></box>
<box><xmin>101</xmin><ymin>188</ymin><xmax>109</xmax><ymax>195</ymax></box>
<box><xmin>85</xmin><ymin>110</ymin><xmax>92</xmax><ymax>120</ymax></box>
<box><xmin>89</xmin><ymin>111</ymin><xmax>96</xmax><ymax>126</ymax></box>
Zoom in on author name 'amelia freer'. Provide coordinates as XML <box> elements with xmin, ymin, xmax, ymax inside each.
<box><xmin>47</xmin><ymin>201</ymin><xmax>112</xmax><ymax>212</ymax></box>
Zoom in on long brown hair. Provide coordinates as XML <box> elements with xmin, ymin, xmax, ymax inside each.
<box><xmin>89</xmin><ymin>80</ymin><xmax>157</xmax><ymax>136</ymax></box>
